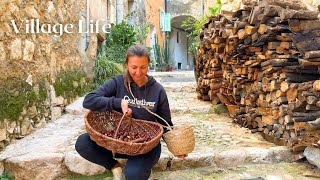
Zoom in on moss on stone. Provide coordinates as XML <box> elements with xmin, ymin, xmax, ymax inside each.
<box><xmin>0</xmin><ymin>70</ymin><xmax>91</xmax><ymax>122</ymax></box>
<box><xmin>38</xmin><ymin>81</ymin><xmax>48</xmax><ymax>102</ymax></box>
<box><xmin>0</xmin><ymin>78</ymin><xmax>48</xmax><ymax>122</ymax></box>
<box><xmin>54</xmin><ymin>70</ymin><xmax>92</xmax><ymax>103</ymax></box>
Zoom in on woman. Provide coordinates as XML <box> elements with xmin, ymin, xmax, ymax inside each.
<box><xmin>75</xmin><ymin>45</ymin><xmax>186</xmax><ymax>180</ymax></box>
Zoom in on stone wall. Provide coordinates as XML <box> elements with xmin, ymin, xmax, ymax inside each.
<box><xmin>0</xmin><ymin>0</ymin><xmax>99</xmax><ymax>146</ymax></box>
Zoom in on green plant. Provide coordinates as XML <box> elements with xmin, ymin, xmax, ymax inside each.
<box><xmin>209</xmin><ymin>0</ymin><xmax>222</xmax><ymax>15</ymax></box>
<box><xmin>134</xmin><ymin>22</ymin><xmax>150</xmax><ymax>45</ymax></box>
<box><xmin>153</xmin><ymin>34</ymin><xmax>170</xmax><ymax>71</ymax></box>
<box><xmin>93</xmin><ymin>20</ymin><xmax>137</xmax><ymax>87</ymax></box>
<box><xmin>209</xmin><ymin>104</ymin><xmax>228</xmax><ymax>115</ymax></box>
<box><xmin>101</xmin><ymin>20</ymin><xmax>137</xmax><ymax>64</ymax></box>
<box><xmin>212</xmin><ymin>106</ymin><xmax>222</xmax><ymax>115</ymax></box>
<box><xmin>0</xmin><ymin>171</ymin><xmax>15</xmax><ymax>180</ymax></box>
<box><xmin>0</xmin><ymin>78</ymin><xmax>48</xmax><ymax>122</ymax></box>
<box><xmin>54</xmin><ymin>70</ymin><xmax>91</xmax><ymax>102</ymax></box>
<box><xmin>182</xmin><ymin>0</ymin><xmax>222</xmax><ymax>54</ymax></box>
<box><xmin>92</xmin><ymin>56</ymin><xmax>124</xmax><ymax>88</ymax></box>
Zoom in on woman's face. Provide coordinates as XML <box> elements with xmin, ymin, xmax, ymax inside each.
<box><xmin>127</xmin><ymin>55</ymin><xmax>149</xmax><ymax>83</ymax></box>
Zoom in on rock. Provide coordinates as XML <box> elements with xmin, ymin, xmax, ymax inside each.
<box><xmin>87</xmin><ymin>34</ymin><xmax>98</xmax><ymax>60</ymax></box>
<box><xmin>0</xmin><ymin>42</ymin><xmax>5</xmax><ymax>63</ymax></box>
<box><xmin>25</xmin><ymin>5</ymin><xmax>39</xmax><ymax>19</ymax></box>
<box><xmin>64</xmin><ymin>151</ymin><xmax>106</xmax><ymax>176</ymax></box>
<box><xmin>166</xmin><ymin>171</ymin><xmax>181</xmax><ymax>180</ymax></box>
<box><xmin>25</xmin><ymin>74</ymin><xmax>33</xmax><ymax>86</ymax></box>
<box><xmin>10</xmin><ymin>38</ymin><xmax>22</xmax><ymax>60</ymax></box>
<box><xmin>0</xmin><ymin>127</ymin><xmax>6</xmax><ymax>141</ymax></box>
<box><xmin>4</xmin><ymin>153</ymin><xmax>68</xmax><ymax>180</ymax></box>
<box><xmin>28</xmin><ymin>105</ymin><xmax>37</xmax><ymax>118</ymax></box>
<box><xmin>57</xmin><ymin>8</ymin><xmax>65</xmax><ymax>23</ymax></box>
<box><xmin>65</xmin><ymin>97</ymin><xmax>87</xmax><ymax>115</ymax></box>
<box><xmin>53</xmin><ymin>96</ymin><xmax>64</xmax><ymax>106</ymax></box>
<box><xmin>153</xmin><ymin>153</ymin><xmax>170</xmax><ymax>171</ymax></box>
<box><xmin>23</xmin><ymin>40</ymin><xmax>35</xmax><ymax>62</ymax></box>
<box><xmin>73</xmin><ymin>81</ymin><xmax>79</xmax><ymax>88</ymax></box>
<box><xmin>6</xmin><ymin>120</ymin><xmax>16</xmax><ymax>134</ymax></box>
<box><xmin>304</xmin><ymin>147</ymin><xmax>320</xmax><ymax>168</ymax></box>
<box><xmin>170</xmin><ymin>152</ymin><xmax>216</xmax><ymax>170</ymax></box>
<box><xmin>266</xmin><ymin>175</ymin><xmax>283</xmax><ymax>180</ymax></box>
<box><xmin>34</xmin><ymin>117</ymin><xmax>46</xmax><ymax>128</ymax></box>
<box><xmin>47</xmin><ymin>1</ymin><xmax>56</xmax><ymax>16</ymax></box>
<box><xmin>0</xmin><ymin>28</ymin><xmax>4</xmax><ymax>41</ymax></box>
<box><xmin>8</xmin><ymin>3</ymin><xmax>19</xmax><ymax>14</ymax></box>
<box><xmin>51</xmin><ymin>107</ymin><xmax>62</xmax><ymax>121</ymax></box>
<box><xmin>20</xmin><ymin>118</ymin><xmax>33</xmax><ymax>136</ymax></box>
<box><xmin>214</xmin><ymin>149</ymin><xmax>250</xmax><ymax>167</ymax></box>
<box><xmin>0</xmin><ymin>159</ymin><xmax>4</xmax><ymax>175</ymax></box>
<box><xmin>268</xmin><ymin>146</ymin><xmax>293</xmax><ymax>162</ymax></box>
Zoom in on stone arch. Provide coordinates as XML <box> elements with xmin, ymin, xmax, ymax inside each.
<box><xmin>169</xmin><ymin>15</ymin><xmax>197</xmax><ymax>70</ymax></box>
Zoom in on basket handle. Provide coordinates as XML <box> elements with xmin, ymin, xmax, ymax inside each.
<box><xmin>128</xmin><ymin>82</ymin><xmax>173</xmax><ymax>131</ymax></box>
<box><xmin>113</xmin><ymin>112</ymin><xmax>128</xmax><ymax>139</ymax></box>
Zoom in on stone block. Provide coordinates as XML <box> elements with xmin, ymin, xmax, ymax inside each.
<box><xmin>4</xmin><ymin>153</ymin><xmax>68</xmax><ymax>180</ymax></box>
<box><xmin>51</xmin><ymin>107</ymin><xmax>62</xmax><ymax>121</ymax></box>
<box><xmin>0</xmin><ymin>127</ymin><xmax>6</xmax><ymax>142</ymax></box>
<box><xmin>64</xmin><ymin>151</ymin><xmax>106</xmax><ymax>176</ymax></box>
<box><xmin>0</xmin><ymin>42</ymin><xmax>5</xmax><ymax>63</ymax></box>
<box><xmin>23</xmin><ymin>40</ymin><xmax>35</xmax><ymax>62</ymax></box>
<box><xmin>154</xmin><ymin>153</ymin><xmax>171</xmax><ymax>171</ymax></box>
<box><xmin>10</xmin><ymin>38</ymin><xmax>22</xmax><ymax>60</ymax></box>
<box><xmin>304</xmin><ymin>147</ymin><xmax>320</xmax><ymax>169</ymax></box>
<box><xmin>25</xmin><ymin>5</ymin><xmax>39</xmax><ymax>19</ymax></box>
<box><xmin>170</xmin><ymin>152</ymin><xmax>216</xmax><ymax>170</ymax></box>
<box><xmin>214</xmin><ymin>149</ymin><xmax>250</xmax><ymax>168</ymax></box>
<box><xmin>20</xmin><ymin>118</ymin><xmax>33</xmax><ymax>136</ymax></box>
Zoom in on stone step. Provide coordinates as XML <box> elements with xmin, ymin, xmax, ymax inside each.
<box><xmin>149</xmin><ymin>70</ymin><xmax>196</xmax><ymax>79</ymax></box>
<box><xmin>151</xmin><ymin>162</ymin><xmax>320</xmax><ymax>180</ymax></box>
<box><xmin>0</xmin><ymin>97</ymin><xmax>295</xmax><ymax>180</ymax></box>
<box><xmin>0</xmin><ymin>71</ymin><xmax>312</xmax><ymax>179</ymax></box>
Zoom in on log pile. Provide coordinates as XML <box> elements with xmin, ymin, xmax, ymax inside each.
<box><xmin>195</xmin><ymin>0</ymin><xmax>320</xmax><ymax>151</ymax></box>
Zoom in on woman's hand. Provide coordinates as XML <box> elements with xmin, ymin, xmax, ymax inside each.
<box><xmin>175</xmin><ymin>154</ymin><xmax>188</xmax><ymax>159</ymax></box>
<box><xmin>121</xmin><ymin>100</ymin><xmax>132</xmax><ymax>116</ymax></box>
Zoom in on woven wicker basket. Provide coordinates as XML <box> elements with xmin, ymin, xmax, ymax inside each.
<box><xmin>163</xmin><ymin>125</ymin><xmax>195</xmax><ymax>156</ymax></box>
<box><xmin>85</xmin><ymin>111</ymin><xmax>163</xmax><ymax>156</ymax></box>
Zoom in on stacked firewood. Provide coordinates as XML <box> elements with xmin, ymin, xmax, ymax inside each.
<box><xmin>196</xmin><ymin>0</ymin><xmax>320</xmax><ymax>151</ymax></box>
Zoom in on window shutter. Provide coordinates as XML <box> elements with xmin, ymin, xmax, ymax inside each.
<box><xmin>164</xmin><ymin>13</ymin><xmax>171</xmax><ymax>32</ymax></box>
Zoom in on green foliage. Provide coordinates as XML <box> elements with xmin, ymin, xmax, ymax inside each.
<box><xmin>209</xmin><ymin>104</ymin><xmax>228</xmax><ymax>114</ymax></box>
<box><xmin>153</xmin><ymin>34</ymin><xmax>170</xmax><ymax>71</ymax></box>
<box><xmin>0</xmin><ymin>79</ymin><xmax>48</xmax><ymax>122</ymax></box>
<box><xmin>93</xmin><ymin>20</ymin><xmax>137</xmax><ymax>87</ymax></box>
<box><xmin>182</xmin><ymin>0</ymin><xmax>222</xmax><ymax>54</ymax></box>
<box><xmin>100</xmin><ymin>21</ymin><xmax>137</xmax><ymax>64</ymax></box>
<box><xmin>54</xmin><ymin>70</ymin><xmax>91</xmax><ymax>102</ymax></box>
<box><xmin>92</xmin><ymin>56</ymin><xmax>124</xmax><ymax>88</ymax></box>
<box><xmin>209</xmin><ymin>0</ymin><xmax>222</xmax><ymax>15</ymax></box>
<box><xmin>134</xmin><ymin>22</ymin><xmax>150</xmax><ymax>45</ymax></box>
<box><xmin>212</xmin><ymin>106</ymin><xmax>222</xmax><ymax>115</ymax></box>
<box><xmin>0</xmin><ymin>172</ymin><xmax>15</xmax><ymax>180</ymax></box>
